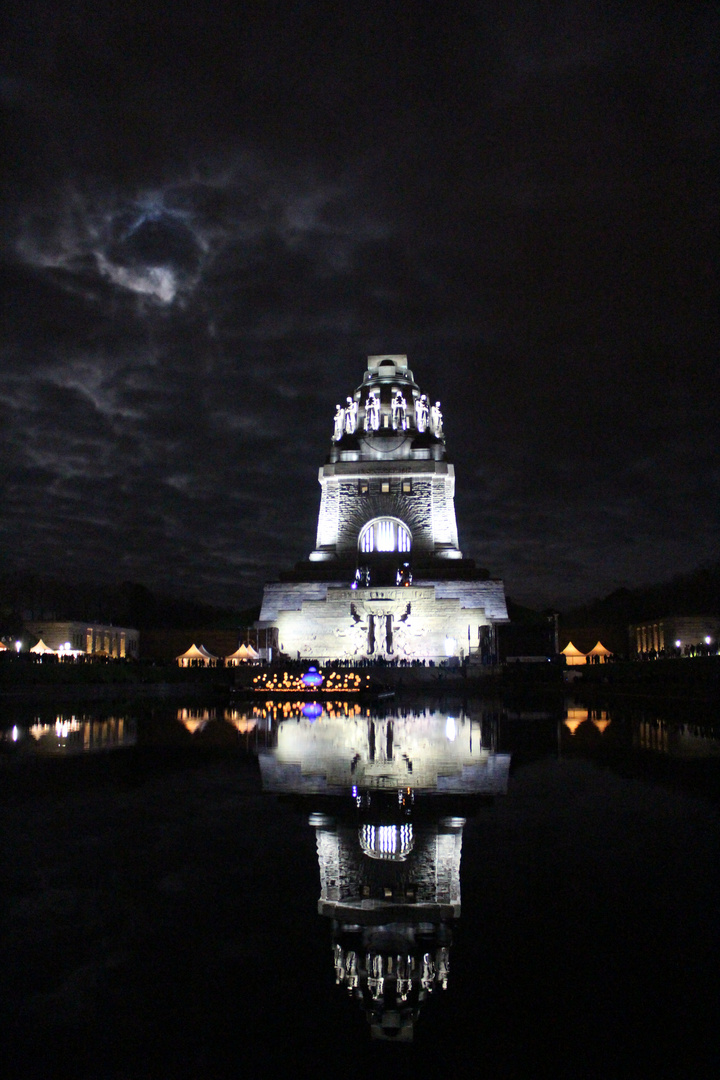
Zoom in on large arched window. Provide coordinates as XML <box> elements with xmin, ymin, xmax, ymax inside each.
<box><xmin>359</xmin><ymin>518</ymin><xmax>412</xmax><ymax>554</ymax></box>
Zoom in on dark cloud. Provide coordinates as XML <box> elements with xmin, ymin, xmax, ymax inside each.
<box><xmin>0</xmin><ymin>2</ymin><xmax>718</xmax><ymax>610</ymax></box>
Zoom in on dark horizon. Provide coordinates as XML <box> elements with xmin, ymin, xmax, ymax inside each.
<box><xmin>2</xmin><ymin>4</ymin><xmax>718</xmax><ymax>612</ymax></box>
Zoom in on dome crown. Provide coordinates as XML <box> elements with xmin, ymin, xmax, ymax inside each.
<box><xmin>329</xmin><ymin>355</ymin><xmax>445</xmax><ymax>463</ymax></box>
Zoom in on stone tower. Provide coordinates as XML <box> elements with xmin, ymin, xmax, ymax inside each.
<box><xmin>311</xmin><ymin>354</ymin><xmax>461</xmax><ymax>564</ymax></box>
<box><xmin>258</xmin><ymin>354</ymin><xmax>508</xmax><ymax>661</ymax></box>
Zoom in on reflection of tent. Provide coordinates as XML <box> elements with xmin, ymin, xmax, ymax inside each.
<box><xmin>564</xmin><ymin>706</ymin><xmax>587</xmax><ymax>734</ymax></box>
<box><xmin>561</xmin><ymin>641</ymin><xmax>587</xmax><ymax>666</ymax></box>
<box><xmin>176</xmin><ymin>643</ymin><xmax>219</xmax><ymax>667</ymax></box>
<box><xmin>225</xmin><ymin>642</ymin><xmax>261</xmax><ymax>665</ymax></box>
<box><xmin>30</xmin><ymin>639</ymin><xmax>56</xmax><ymax>654</ymax></box>
<box><xmin>587</xmin><ymin>641</ymin><xmax>612</xmax><ymax>663</ymax></box>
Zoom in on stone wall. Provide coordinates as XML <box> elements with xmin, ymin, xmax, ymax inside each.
<box><xmin>264</xmin><ymin>583</ymin><xmax>505</xmax><ymax>661</ymax></box>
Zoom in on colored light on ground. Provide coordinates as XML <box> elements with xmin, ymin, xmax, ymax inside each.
<box><xmin>301</xmin><ymin>666</ymin><xmax>324</xmax><ymax>688</ymax></box>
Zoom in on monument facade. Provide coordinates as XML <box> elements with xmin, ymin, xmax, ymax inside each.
<box><xmin>258</xmin><ymin>354</ymin><xmax>508</xmax><ymax>662</ymax></box>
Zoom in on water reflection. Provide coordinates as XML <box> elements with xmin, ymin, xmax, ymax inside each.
<box><xmin>1</xmin><ymin>693</ymin><xmax>719</xmax><ymax>1071</ymax></box>
<box><xmin>561</xmin><ymin>700</ymin><xmax>720</xmax><ymax>759</ymax></box>
<box><xmin>259</xmin><ymin>704</ymin><xmax>510</xmax><ymax>1040</ymax></box>
<box><xmin>564</xmin><ymin>705</ymin><xmax>612</xmax><ymax>735</ymax></box>
<box><xmin>631</xmin><ymin>716</ymin><xmax>720</xmax><ymax>757</ymax></box>
<box><xmin>176</xmin><ymin>706</ymin><xmax>257</xmax><ymax>735</ymax></box>
<box><xmin>1</xmin><ymin>713</ymin><xmax>136</xmax><ymax>754</ymax></box>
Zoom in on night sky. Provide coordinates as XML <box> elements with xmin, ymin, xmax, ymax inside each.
<box><xmin>1</xmin><ymin>2</ymin><xmax>718</xmax><ymax>611</ymax></box>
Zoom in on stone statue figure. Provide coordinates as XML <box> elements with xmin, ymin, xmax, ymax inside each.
<box><xmin>364</xmin><ymin>390</ymin><xmax>380</xmax><ymax>432</ymax></box>
<box><xmin>437</xmin><ymin>947</ymin><xmax>450</xmax><ymax>989</ymax></box>
<box><xmin>415</xmin><ymin>394</ymin><xmax>429</xmax><ymax>432</ymax></box>
<box><xmin>334</xmin><ymin>944</ymin><xmax>345</xmax><ymax>983</ymax></box>
<box><xmin>345</xmin><ymin>951</ymin><xmax>358</xmax><ymax>989</ymax></box>
<box><xmin>391</xmin><ymin>389</ymin><xmax>408</xmax><ymax>430</ymax></box>
<box><xmin>421</xmin><ymin>951</ymin><xmax>436</xmax><ymax>990</ymax></box>
<box><xmin>396</xmin><ymin>956</ymin><xmax>412</xmax><ymax>1001</ymax></box>
<box><xmin>332</xmin><ymin>404</ymin><xmax>345</xmax><ymax>440</ymax></box>
<box><xmin>367</xmin><ymin>954</ymin><xmax>384</xmax><ymax>1000</ymax></box>
<box><xmin>344</xmin><ymin>396</ymin><xmax>358</xmax><ymax>434</ymax></box>
<box><xmin>430</xmin><ymin>400</ymin><xmax>443</xmax><ymax>436</ymax></box>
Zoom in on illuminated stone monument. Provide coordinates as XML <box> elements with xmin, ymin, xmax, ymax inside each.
<box><xmin>258</xmin><ymin>354</ymin><xmax>508</xmax><ymax>662</ymax></box>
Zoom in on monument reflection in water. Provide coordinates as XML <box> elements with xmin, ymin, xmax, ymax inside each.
<box><xmin>258</xmin><ymin>705</ymin><xmax>510</xmax><ymax>1041</ymax></box>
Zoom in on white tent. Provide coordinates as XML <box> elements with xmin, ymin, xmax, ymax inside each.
<box><xmin>176</xmin><ymin>643</ymin><xmax>219</xmax><ymax>667</ymax></box>
<box><xmin>561</xmin><ymin>641</ymin><xmax>587</xmax><ymax>667</ymax></box>
<box><xmin>225</xmin><ymin>642</ymin><xmax>260</xmax><ymax>665</ymax></box>
<box><xmin>587</xmin><ymin>641</ymin><xmax>612</xmax><ymax>663</ymax></box>
<box><xmin>30</xmin><ymin>639</ymin><xmax>56</xmax><ymax>655</ymax></box>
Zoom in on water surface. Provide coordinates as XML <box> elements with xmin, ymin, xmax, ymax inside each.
<box><xmin>1</xmin><ymin>696</ymin><xmax>718</xmax><ymax>1078</ymax></box>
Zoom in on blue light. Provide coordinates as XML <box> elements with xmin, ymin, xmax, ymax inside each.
<box><xmin>302</xmin><ymin>702</ymin><xmax>323</xmax><ymax>721</ymax></box>
<box><xmin>301</xmin><ymin>666</ymin><xmax>324</xmax><ymax>689</ymax></box>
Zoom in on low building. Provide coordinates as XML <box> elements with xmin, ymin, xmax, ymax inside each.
<box><xmin>24</xmin><ymin>621</ymin><xmax>139</xmax><ymax>658</ymax></box>
<box><xmin>629</xmin><ymin>616</ymin><xmax>720</xmax><ymax>656</ymax></box>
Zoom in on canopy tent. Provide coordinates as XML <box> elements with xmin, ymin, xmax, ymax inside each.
<box><xmin>587</xmin><ymin>641</ymin><xmax>612</xmax><ymax>663</ymax></box>
<box><xmin>0</xmin><ymin>641</ymin><xmax>7</xmax><ymax>651</ymax></box>
<box><xmin>225</xmin><ymin>642</ymin><xmax>260</xmax><ymax>665</ymax></box>
<box><xmin>176</xmin><ymin>643</ymin><xmax>219</xmax><ymax>667</ymax></box>
<box><xmin>561</xmin><ymin>641</ymin><xmax>587</xmax><ymax>666</ymax></box>
<box><xmin>30</xmin><ymin>639</ymin><xmax>56</xmax><ymax>654</ymax></box>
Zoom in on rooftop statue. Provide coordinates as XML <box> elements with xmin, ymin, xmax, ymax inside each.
<box><xmin>430</xmin><ymin>401</ymin><xmax>443</xmax><ymax>437</ymax></box>
<box><xmin>332</xmin><ymin>404</ymin><xmax>345</xmax><ymax>441</ymax></box>
<box><xmin>344</xmin><ymin>396</ymin><xmax>358</xmax><ymax>434</ymax></box>
<box><xmin>391</xmin><ymin>389</ymin><xmax>408</xmax><ymax>430</ymax></box>
<box><xmin>364</xmin><ymin>390</ymin><xmax>380</xmax><ymax>432</ymax></box>
<box><xmin>415</xmin><ymin>394</ymin><xmax>429</xmax><ymax>433</ymax></box>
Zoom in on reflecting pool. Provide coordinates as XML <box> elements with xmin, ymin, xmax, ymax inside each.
<box><xmin>1</xmin><ymin>696</ymin><xmax>719</xmax><ymax>1077</ymax></box>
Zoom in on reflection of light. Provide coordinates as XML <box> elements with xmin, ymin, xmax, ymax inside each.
<box><xmin>302</xmin><ymin>702</ymin><xmax>323</xmax><ymax>721</ymax></box>
<box><xmin>360</xmin><ymin>823</ymin><xmax>414</xmax><ymax>860</ymax></box>
<box><xmin>225</xmin><ymin>715</ymin><xmax>257</xmax><ymax>734</ymax></box>
<box><xmin>55</xmin><ymin>717</ymin><xmax>81</xmax><ymax>738</ymax></box>
<box><xmin>592</xmin><ymin>718</ymin><xmax>611</xmax><ymax>733</ymax></box>
<box><xmin>445</xmin><ymin>717</ymin><xmax>456</xmax><ymax>741</ymax></box>
<box><xmin>564</xmin><ymin>718</ymin><xmax>584</xmax><ymax>735</ymax></box>
<box><xmin>11</xmin><ymin>726</ymin><xmax>19</xmax><ymax>741</ymax></box>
